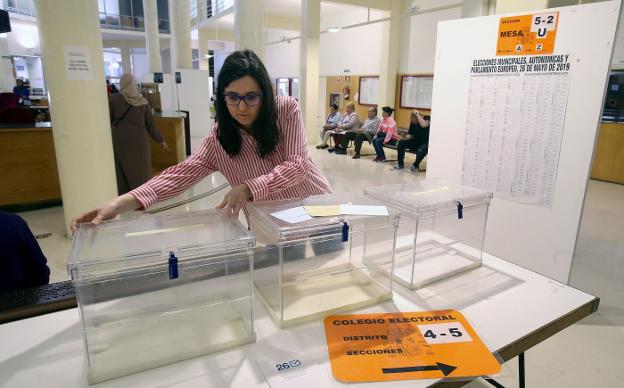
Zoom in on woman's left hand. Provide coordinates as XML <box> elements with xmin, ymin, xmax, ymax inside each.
<box><xmin>216</xmin><ymin>184</ymin><xmax>252</xmax><ymax>218</ymax></box>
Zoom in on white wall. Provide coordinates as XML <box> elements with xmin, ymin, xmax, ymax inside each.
<box><xmin>25</xmin><ymin>56</ymin><xmax>44</xmax><ymax>90</ymax></box>
<box><xmin>7</xmin><ymin>19</ymin><xmax>41</xmax><ymax>56</ymax></box>
<box><xmin>319</xmin><ymin>7</ymin><xmax>386</xmax><ymax>76</ymax></box>
<box><xmin>611</xmin><ymin>3</ymin><xmax>624</xmax><ymax>69</ymax></box>
<box><xmin>264</xmin><ymin>2</ymin><xmax>463</xmax><ymax>78</ymax></box>
<box><xmin>213</xmin><ymin>41</ymin><xmax>234</xmax><ymax>88</ymax></box>
<box><xmin>401</xmin><ymin>5</ymin><xmax>462</xmax><ymax>74</ymax></box>
<box><xmin>319</xmin><ymin>22</ymin><xmax>384</xmax><ymax>76</ymax></box>
<box><xmin>264</xmin><ymin>28</ymin><xmax>300</xmax><ymax>78</ymax></box>
<box><xmin>177</xmin><ymin>69</ymin><xmax>213</xmax><ymax>138</ymax></box>
<box><xmin>265</xmin><ymin>22</ymin><xmax>386</xmax><ymax>78</ymax></box>
<box><xmin>131</xmin><ymin>48</ymin><xmax>149</xmax><ymax>82</ymax></box>
<box><xmin>320</xmin><ymin>6</ymin><xmax>386</xmax><ymax>30</ymax></box>
<box><xmin>13</xmin><ymin>57</ymin><xmax>28</xmax><ymax>79</ymax></box>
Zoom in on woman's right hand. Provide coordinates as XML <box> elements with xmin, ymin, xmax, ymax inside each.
<box><xmin>71</xmin><ymin>204</ymin><xmax>118</xmax><ymax>235</ymax></box>
<box><xmin>70</xmin><ymin>194</ymin><xmax>141</xmax><ymax>236</ymax></box>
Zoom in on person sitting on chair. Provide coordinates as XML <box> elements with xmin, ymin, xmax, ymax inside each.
<box><xmin>392</xmin><ymin>110</ymin><xmax>430</xmax><ymax>171</ymax></box>
<box><xmin>333</xmin><ymin>106</ymin><xmax>381</xmax><ymax>159</ymax></box>
<box><xmin>328</xmin><ymin>102</ymin><xmax>360</xmax><ymax>152</ymax></box>
<box><xmin>0</xmin><ymin>211</ymin><xmax>50</xmax><ymax>293</ymax></box>
<box><xmin>372</xmin><ymin>106</ymin><xmax>398</xmax><ymax>162</ymax></box>
<box><xmin>13</xmin><ymin>79</ymin><xmax>31</xmax><ymax>106</ymax></box>
<box><xmin>316</xmin><ymin>103</ymin><xmax>341</xmax><ymax>149</ymax></box>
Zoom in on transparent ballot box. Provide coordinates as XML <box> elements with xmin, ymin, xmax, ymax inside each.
<box><xmin>68</xmin><ymin>210</ymin><xmax>255</xmax><ymax>384</ymax></box>
<box><xmin>248</xmin><ymin>193</ymin><xmax>399</xmax><ymax>328</ymax></box>
<box><xmin>365</xmin><ymin>180</ymin><xmax>493</xmax><ymax>289</ymax></box>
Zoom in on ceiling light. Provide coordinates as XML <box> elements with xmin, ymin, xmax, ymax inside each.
<box><xmin>327</xmin><ymin>27</ymin><xmax>341</xmax><ymax>33</ymax></box>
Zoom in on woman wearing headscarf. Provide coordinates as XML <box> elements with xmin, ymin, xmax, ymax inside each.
<box><xmin>109</xmin><ymin>73</ymin><xmax>168</xmax><ymax>195</ymax></box>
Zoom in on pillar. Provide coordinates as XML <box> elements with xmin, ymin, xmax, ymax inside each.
<box><xmin>143</xmin><ymin>0</ymin><xmax>162</xmax><ymax>73</ymax></box>
<box><xmin>234</xmin><ymin>0</ymin><xmax>265</xmax><ymax>60</ymax></box>
<box><xmin>170</xmin><ymin>0</ymin><xmax>192</xmax><ymax>69</ymax></box>
<box><xmin>300</xmin><ymin>0</ymin><xmax>320</xmax><ymax>143</ymax></box>
<box><xmin>378</xmin><ymin>1</ymin><xmax>401</xmax><ymax>110</ymax></box>
<box><xmin>120</xmin><ymin>45</ymin><xmax>132</xmax><ymax>74</ymax></box>
<box><xmin>0</xmin><ymin>35</ymin><xmax>14</xmax><ymax>93</ymax></box>
<box><xmin>34</xmin><ymin>0</ymin><xmax>118</xmax><ymax>236</ymax></box>
<box><xmin>198</xmin><ymin>28</ymin><xmax>210</xmax><ymax>70</ymax></box>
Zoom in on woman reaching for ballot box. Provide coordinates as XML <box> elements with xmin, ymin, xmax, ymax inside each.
<box><xmin>72</xmin><ymin>50</ymin><xmax>332</xmax><ymax>232</ymax></box>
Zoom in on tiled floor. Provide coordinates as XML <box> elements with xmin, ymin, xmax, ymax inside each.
<box><xmin>15</xmin><ymin>145</ymin><xmax>624</xmax><ymax>387</ymax></box>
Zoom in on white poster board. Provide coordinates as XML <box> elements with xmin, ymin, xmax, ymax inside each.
<box><xmin>462</xmin><ymin>66</ymin><xmax>570</xmax><ymax>206</ymax></box>
<box><xmin>175</xmin><ymin>69</ymin><xmax>212</xmax><ymax>139</ymax></box>
<box><xmin>427</xmin><ymin>1</ymin><xmax>620</xmax><ymax>282</ymax></box>
<box><xmin>358</xmin><ymin>76</ymin><xmax>379</xmax><ymax>105</ymax></box>
<box><xmin>401</xmin><ymin>75</ymin><xmax>433</xmax><ymax>109</ymax></box>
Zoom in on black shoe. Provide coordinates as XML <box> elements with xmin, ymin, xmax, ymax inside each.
<box><xmin>328</xmin><ymin>147</ymin><xmax>335</xmax><ymax>153</ymax></box>
<box><xmin>316</xmin><ymin>144</ymin><xmax>329</xmax><ymax>149</ymax></box>
<box><xmin>352</xmin><ymin>153</ymin><xmax>360</xmax><ymax>159</ymax></box>
<box><xmin>335</xmin><ymin>148</ymin><xmax>347</xmax><ymax>155</ymax></box>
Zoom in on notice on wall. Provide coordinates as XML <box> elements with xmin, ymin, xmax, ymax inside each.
<box><xmin>497</xmin><ymin>12</ymin><xmax>559</xmax><ymax>56</ymax></box>
<box><xmin>462</xmin><ymin>54</ymin><xmax>571</xmax><ymax>207</ymax></box>
<box><xmin>324</xmin><ymin>310</ymin><xmax>500</xmax><ymax>383</ymax></box>
<box><xmin>64</xmin><ymin>46</ymin><xmax>93</xmax><ymax>81</ymax></box>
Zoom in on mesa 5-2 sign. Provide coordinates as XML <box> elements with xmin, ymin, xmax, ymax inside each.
<box><xmin>497</xmin><ymin>12</ymin><xmax>559</xmax><ymax>56</ymax></box>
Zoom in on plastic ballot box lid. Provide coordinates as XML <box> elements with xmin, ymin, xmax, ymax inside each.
<box><xmin>248</xmin><ymin>192</ymin><xmax>399</xmax><ymax>240</ymax></box>
<box><xmin>365</xmin><ymin>180</ymin><xmax>492</xmax><ymax>218</ymax></box>
<box><xmin>68</xmin><ymin>209</ymin><xmax>254</xmax><ymax>281</ymax></box>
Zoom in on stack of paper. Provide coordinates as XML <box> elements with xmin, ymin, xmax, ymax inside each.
<box><xmin>271</xmin><ymin>204</ymin><xmax>389</xmax><ymax>224</ymax></box>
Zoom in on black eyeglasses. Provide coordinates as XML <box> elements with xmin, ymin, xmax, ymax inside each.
<box><xmin>224</xmin><ymin>92</ymin><xmax>262</xmax><ymax>107</ymax></box>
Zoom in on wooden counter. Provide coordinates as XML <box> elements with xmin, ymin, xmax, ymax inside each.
<box><xmin>0</xmin><ymin>116</ymin><xmax>187</xmax><ymax>208</ymax></box>
<box><xmin>0</xmin><ymin>124</ymin><xmax>61</xmax><ymax>207</ymax></box>
<box><xmin>151</xmin><ymin>115</ymin><xmax>186</xmax><ymax>174</ymax></box>
<box><xmin>591</xmin><ymin>122</ymin><xmax>624</xmax><ymax>184</ymax></box>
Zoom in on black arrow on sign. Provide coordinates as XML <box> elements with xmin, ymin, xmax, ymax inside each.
<box><xmin>381</xmin><ymin>362</ymin><xmax>457</xmax><ymax>376</ymax></box>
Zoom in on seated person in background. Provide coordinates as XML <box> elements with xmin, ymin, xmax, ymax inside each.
<box><xmin>316</xmin><ymin>103</ymin><xmax>341</xmax><ymax>149</ymax></box>
<box><xmin>392</xmin><ymin>110</ymin><xmax>431</xmax><ymax>171</ymax></box>
<box><xmin>13</xmin><ymin>79</ymin><xmax>30</xmax><ymax>106</ymax></box>
<box><xmin>0</xmin><ymin>211</ymin><xmax>50</xmax><ymax>293</ymax></box>
<box><xmin>372</xmin><ymin>106</ymin><xmax>398</xmax><ymax>162</ymax></box>
<box><xmin>333</xmin><ymin>106</ymin><xmax>381</xmax><ymax>159</ymax></box>
<box><xmin>329</xmin><ymin>101</ymin><xmax>360</xmax><ymax>152</ymax></box>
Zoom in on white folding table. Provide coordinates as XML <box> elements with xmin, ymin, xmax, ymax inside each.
<box><xmin>0</xmin><ymin>253</ymin><xmax>598</xmax><ymax>388</ymax></box>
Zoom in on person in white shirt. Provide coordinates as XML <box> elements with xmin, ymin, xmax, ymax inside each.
<box><xmin>316</xmin><ymin>103</ymin><xmax>341</xmax><ymax>149</ymax></box>
<box><xmin>328</xmin><ymin>102</ymin><xmax>360</xmax><ymax>153</ymax></box>
<box><xmin>333</xmin><ymin>107</ymin><xmax>381</xmax><ymax>159</ymax></box>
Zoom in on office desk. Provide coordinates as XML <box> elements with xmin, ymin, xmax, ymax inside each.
<box><xmin>591</xmin><ymin>121</ymin><xmax>624</xmax><ymax>184</ymax></box>
<box><xmin>0</xmin><ymin>114</ymin><xmax>186</xmax><ymax>209</ymax></box>
<box><xmin>151</xmin><ymin>111</ymin><xmax>187</xmax><ymax>174</ymax></box>
<box><xmin>0</xmin><ymin>123</ymin><xmax>61</xmax><ymax>208</ymax></box>
<box><xmin>0</xmin><ymin>254</ymin><xmax>597</xmax><ymax>388</ymax></box>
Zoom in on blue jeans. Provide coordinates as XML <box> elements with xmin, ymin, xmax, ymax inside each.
<box><xmin>397</xmin><ymin>140</ymin><xmax>428</xmax><ymax>168</ymax></box>
<box><xmin>372</xmin><ymin>134</ymin><xmax>396</xmax><ymax>159</ymax></box>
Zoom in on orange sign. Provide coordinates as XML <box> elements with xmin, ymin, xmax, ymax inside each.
<box><xmin>497</xmin><ymin>12</ymin><xmax>559</xmax><ymax>56</ymax></box>
<box><xmin>324</xmin><ymin>310</ymin><xmax>500</xmax><ymax>382</ymax></box>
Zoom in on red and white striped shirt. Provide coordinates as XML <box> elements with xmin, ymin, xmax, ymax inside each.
<box><xmin>130</xmin><ymin>96</ymin><xmax>333</xmax><ymax>210</ymax></box>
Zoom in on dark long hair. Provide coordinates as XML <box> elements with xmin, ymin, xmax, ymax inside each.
<box><xmin>382</xmin><ymin>106</ymin><xmax>394</xmax><ymax>116</ymax></box>
<box><xmin>215</xmin><ymin>50</ymin><xmax>278</xmax><ymax>157</ymax></box>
